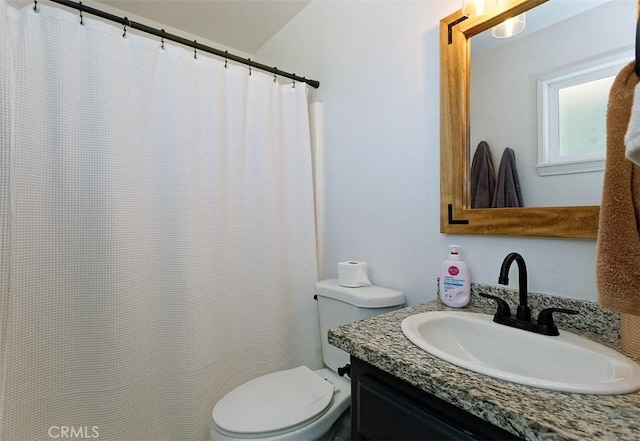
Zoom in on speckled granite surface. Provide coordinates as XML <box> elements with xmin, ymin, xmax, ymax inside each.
<box><xmin>328</xmin><ymin>283</ymin><xmax>640</xmax><ymax>441</ymax></box>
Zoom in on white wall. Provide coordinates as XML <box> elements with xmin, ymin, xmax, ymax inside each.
<box><xmin>256</xmin><ymin>0</ymin><xmax>602</xmax><ymax>306</ymax></box>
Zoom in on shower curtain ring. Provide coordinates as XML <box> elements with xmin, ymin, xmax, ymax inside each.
<box><xmin>33</xmin><ymin>0</ymin><xmax>39</xmax><ymax>13</ymax></box>
<box><xmin>273</xmin><ymin>71</ymin><xmax>277</xmax><ymax>83</ymax></box>
<box><xmin>79</xmin><ymin>1</ymin><xmax>84</xmax><ymax>25</ymax></box>
<box><xmin>248</xmin><ymin>59</ymin><xmax>252</xmax><ymax>76</ymax></box>
<box><xmin>193</xmin><ymin>41</ymin><xmax>197</xmax><ymax>59</ymax></box>
<box><xmin>160</xmin><ymin>29</ymin><xmax>165</xmax><ymax>50</ymax></box>
<box><xmin>224</xmin><ymin>51</ymin><xmax>228</xmax><ymax>69</ymax></box>
<box><xmin>122</xmin><ymin>17</ymin><xmax>129</xmax><ymax>38</ymax></box>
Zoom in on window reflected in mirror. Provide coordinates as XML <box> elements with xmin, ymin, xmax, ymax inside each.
<box><xmin>537</xmin><ymin>50</ymin><xmax>633</xmax><ymax>177</ymax></box>
<box><xmin>558</xmin><ymin>78</ymin><xmax>610</xmax><ymax>158</ymax></box>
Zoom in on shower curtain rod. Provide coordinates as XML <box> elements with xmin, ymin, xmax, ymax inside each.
<box><xmin>46</xmin><ymin>0</ymin><xmax>320</xmax><ymax>89</ymax></box>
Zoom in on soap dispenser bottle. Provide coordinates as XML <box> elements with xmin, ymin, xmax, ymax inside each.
<box><xmin>439</xmin><ymin>245</ymin><xmax>471</xmax><ymax>308</ymax></box>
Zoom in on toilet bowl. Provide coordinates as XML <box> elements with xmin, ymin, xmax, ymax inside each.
<box><xmin>210</xmin><ymin>279</ymin><xmax>404</xmax><ymax>441</ymax></box>
<box><xmin>211</xmin><ymin>367</ymin><xmax>350</xmax><ymax>441</ymax></box>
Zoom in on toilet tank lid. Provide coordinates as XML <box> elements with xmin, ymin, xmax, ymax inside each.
<box><xmin>315</xmin><ymin>279</ymin><xmax>405</xmax><ymax>308</ymax></box>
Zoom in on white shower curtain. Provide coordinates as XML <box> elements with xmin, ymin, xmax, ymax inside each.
<box><xmin>0</xmin><ymin>2</ymin><xmax>322</xmax><ymax>440</ymax></box>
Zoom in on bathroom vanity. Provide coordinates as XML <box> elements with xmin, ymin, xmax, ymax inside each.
<box><xmin>328</xmin><ymin>285</ymin><xmax>640</xmax><ymax>441</ymax></box>
<box><xmin>349</xmin><ymin>356</ymin><xmax>520</xmax><ymax>440</ymax></box>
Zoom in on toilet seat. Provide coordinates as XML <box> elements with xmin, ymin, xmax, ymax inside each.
<box><xmin>212</xmin><ymin>366</ymin><xmax>335</xmax><ymax>439</ymax></box>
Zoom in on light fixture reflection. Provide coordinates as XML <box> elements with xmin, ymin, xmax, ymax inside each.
<box><xmin>462</xmin><ymin>0</ymin><xmax>497</xmax><ymax>17</ymax></box>
<box><xmin>491</xmin><ymin>13</ymin><xmax>526</xmax><ymax>38</ymax></box>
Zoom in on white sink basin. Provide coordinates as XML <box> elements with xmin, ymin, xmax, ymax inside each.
<box><xmin>401</xmin><ymin>311</ymin><xmax>640</xmax><ymax>395</ymax></box>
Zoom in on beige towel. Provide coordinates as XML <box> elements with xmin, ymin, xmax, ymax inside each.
<box><xmin>596</xmin><ymin>61</ymin><xmax>640</xmax><ymax>317</ymax></box>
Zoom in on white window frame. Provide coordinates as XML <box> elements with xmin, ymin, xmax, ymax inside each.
<box><xmin>537</xmin><ymin>48</ymin><xmax>633</xmax><ymax>176</ymax></box>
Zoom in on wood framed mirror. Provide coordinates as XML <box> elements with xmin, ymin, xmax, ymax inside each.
<box><xmin>440</xmin><ymin>0</ymin><xmax>601</xmax><ymax>238</ymax></box>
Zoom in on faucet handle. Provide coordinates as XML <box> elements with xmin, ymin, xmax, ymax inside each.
<box><xmin>479</xmin><ymin>293</ymin><xmax>511</xmax><ymax>318</ymax></box>
<box><xmin>536</xmin><ymin>308</ymin><xmax>579</xmax><ymax>336</ymax></box>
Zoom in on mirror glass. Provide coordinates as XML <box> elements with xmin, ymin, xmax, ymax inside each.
<box><xmin>469</xmin><ymin>0</ymin><xmax>635</xmax><ymax>208</ymax></box>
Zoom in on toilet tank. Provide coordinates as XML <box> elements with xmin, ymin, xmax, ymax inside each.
<box><xmin>315</xmin><ymin>279</ymin><xmax>405</xmax><ymax>373</ymax></box>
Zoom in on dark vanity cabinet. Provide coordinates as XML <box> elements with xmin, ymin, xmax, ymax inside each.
<box><xmin>350</xmin><ymin>357</ymin><xmax>522</xmax><ymax>440</ymax></box>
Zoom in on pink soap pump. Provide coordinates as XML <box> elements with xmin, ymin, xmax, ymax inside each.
<box><xmin>439</xmin><ymin>245</ymin><xmax>471</xmax><ymax>308</ymax></box>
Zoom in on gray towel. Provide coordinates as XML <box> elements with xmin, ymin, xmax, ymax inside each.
<box><xmin>492</xmin><ymin>148</ymin><xmax>523</xmax><ymax>208</ymax></box>
<box><xmin>470</xmin><ymin>141</ymin><xmax>496</xmax><ymax>208</ymax></box>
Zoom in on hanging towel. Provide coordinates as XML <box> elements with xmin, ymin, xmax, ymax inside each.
<box><xmin>470</xmin><ymin>141</ymin><xmax>496</xmax><ymax>208</ymax></box>
<box><xmin>491</xmin><ymin>148</ymin><xmax>523</xmax><ymax>208</ymax></box>
<box><xmin>597</xmin><ymin>61</ymin><xmax>640</xmax><ymax>316</ymax></box>
<box><xmin>624</xmin><ymin>82</ymin><xmax>640</xmax><ymax>165</ymax></box>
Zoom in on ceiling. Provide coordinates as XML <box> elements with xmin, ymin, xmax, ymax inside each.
<box><xmin>95</xmin><ymin>0</ymin><xmax>312</xmax><ymax>54</ymax></box>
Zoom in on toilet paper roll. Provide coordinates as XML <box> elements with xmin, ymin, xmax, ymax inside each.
<box><xmin>338</xmin><ymin>261</ymin><xmax>372</xmax><ymax>288</ymax></box>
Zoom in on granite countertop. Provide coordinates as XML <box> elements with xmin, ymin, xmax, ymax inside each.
<box><xmin>328</xmin><ymin>285</ymin><xmax>640</xmax><ymax>441</ymax></box>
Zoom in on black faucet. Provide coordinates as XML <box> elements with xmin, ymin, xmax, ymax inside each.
<box><xmin>499</xmin><ymin>252</ymin><xmax>531</xmax><ymax>322</ymax></box>
<box><xmin>480</xmin><ymin>252</ymin><xmax>579</xmax><ymax>336</ymax></box>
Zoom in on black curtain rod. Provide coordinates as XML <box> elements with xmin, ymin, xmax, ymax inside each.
<box><xmin>45</xmin><ymin>0</ymin><xmax>320</xmax><ymax>89</ymax></box>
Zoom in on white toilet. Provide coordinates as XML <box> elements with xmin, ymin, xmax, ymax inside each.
<box><xmin>210</xmin><ymin>278</ymin><xmax>405</xmax><ymax>441</ymax></box>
